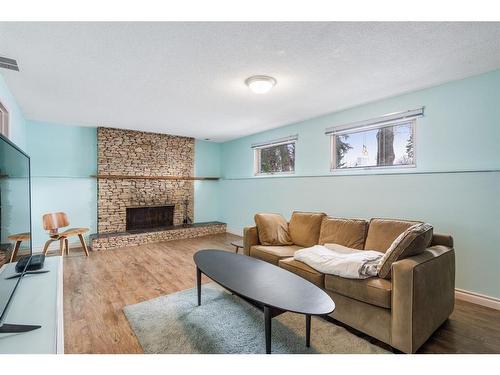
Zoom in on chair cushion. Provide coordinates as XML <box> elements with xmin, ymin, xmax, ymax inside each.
<box><xmin>288</xmin><ymin>211</ymin><xmax>326</xmax><ymax>247</ymax></box>
<box><xmin>254</xmin><ymin>213</ymin><xmax>293</xmax><ymax>246</ymax></box>
<box><xmin>278</xmin><ymin>258</ymin><xmax>324</xmax><ymax>287</ymax></box>
<box><xmin>250</xmin><ymin>245</ymin><xmax>303</xmax><ymax>266</ymax></box>
<box><xmin>318</xmin><ymin>217</ymin><xmax>368</xmax><ymax>249</ymax></box>
<box><xmin>325</xmin><ymin>274</ymin><xmax>392</xmax><ymax>309</ymax></box>
<box><xmin>377</xmin><ymin>223</ymin><xmax>434</xmax><ymax>279</ymax></box>
<box><xmin>364</xmin><ymin>218</ymin><xmax>421</xmax><ymax>252</ymax></box>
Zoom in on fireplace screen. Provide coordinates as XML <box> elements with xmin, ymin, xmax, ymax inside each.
<box><xmin>126</xmin><ymin>205</ymin><xmax>174</xmax><ymax>231</ymax></box>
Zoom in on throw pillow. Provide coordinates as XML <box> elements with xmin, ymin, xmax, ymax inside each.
<box><xmin>288</xmin><ymin>211</ymin><xmax>326</xmax><ymax>247</ymax></box>
<box><xmin>254</xmin><ymin>213</ymin><xmax>293</xmax><ymax>246</ymax></box>
<box><xmin>318</xmin><ymin>217</ymin><xmax>368</xmax><ymax>249</ymax></box>
<box><xmin>377</xmin><ymin>223</ymin><xmax>433</xmax><ymax>279</ymax></box>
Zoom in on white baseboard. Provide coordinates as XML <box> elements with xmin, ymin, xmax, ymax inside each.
<box><xmin>455</xmin><ymin>288</ymin><xmax>500</xmax><ymax>310</ymax></box>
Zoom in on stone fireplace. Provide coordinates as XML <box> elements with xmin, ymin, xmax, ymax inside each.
<box><xmin>91</xmin><ymin>127</ymin><xmax>226</xmax><ymax>250</ymax></box>
<box><xmin>97</xmin><ymin>127</ymin><xmax>194</xmax><ymax>233</ymax></box>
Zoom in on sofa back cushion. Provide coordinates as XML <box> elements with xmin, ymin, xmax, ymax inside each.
<box><xmin>364</xmin><ymin>218</ymin><xmax>421</xmax><ymax>252</ymax></box>
<box><xmin>254</xmin><ymin>213</ymin><xmax>293</xmax><ymax>246</ymax></box>
<box><xmin>288</xmin><ymin>211</ymin><xmax>326</xmax><ymax>247</ymax></box>
<box><xmin>377</xmin><ymin>223</ymin><xmax>434</xmax><ymax>279</ymax></box>
<box><xmin>318</xmin><ymin>217</ymin><xmax>368</xmax><ymax>249</ymax></box>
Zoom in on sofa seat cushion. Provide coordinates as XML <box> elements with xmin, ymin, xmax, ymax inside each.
<box><xmin>254</xmin><ymin>213</ymin><xmax>293</xmax><ymax>245</ymax></box>
<box><xmin>318</xmin><ymin>217</ymin><xmax>368</xmax><ymax>249</ymax></box>
<box><xmin>364</xmin><ymin>218</ymin><xmax>421</xmax><ymax>252</ymax></box>
<box><xmin>250</xmin><ymin>245</ymin><xmax>303</xmax><ymax>266</ymax></box>
<box><xmin>288</xmin><ymin>211</ymin><xmax>326</xmax><ymax>247</ymax></box>
<box><xmin>324</xmin><ymin>274</ymin><xmax>392</xmax><ymax>309</ymax></box>
<box><xmin>278</xmin><ymin>258</ymin><xmax>324</xmax><ymax>287</ymax></box>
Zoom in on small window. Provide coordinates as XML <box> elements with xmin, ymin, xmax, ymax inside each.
<box><xmin>0</xmin><ymin>101</ymin><xmax>8</xmax><ymax>138</ymax></box>
<box><xmin>253</xmin><ymin>137</ymin><xmax>296</xmax><ymax>175</ymax></box>
<box><xmin>331</xmin><ymin>119</ymin><xmax>416</xmax><ymax>170</ymax></box>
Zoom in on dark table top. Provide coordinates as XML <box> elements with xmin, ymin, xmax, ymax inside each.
<box><xmin>194</xmin><ymin>249</ymin><xmax>335</xmax><ymax>315</ymax></box>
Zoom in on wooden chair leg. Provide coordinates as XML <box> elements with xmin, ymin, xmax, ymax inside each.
<box><xmin>65</xmin><ymin>238</ymin><xmax>69</xmax><ymax>255</ymax></box>
<box><xmin>60</xmin><ymin>239</ymin><xmax>65</xmax><ymax>256</ymax></box>
<box><xmin>9</xmin><ymin>241</ymin><xmax>22</xmax><ymax>263</ymax></box>
<box><xmin>43</xmin><ymin>239</ymin><xmax>56</xmax><ymax>255</ymax></box>
<box><xmin>78</xmin><ymin>234</ymin><xmax>89</xmax><ymax>256</ymax></box>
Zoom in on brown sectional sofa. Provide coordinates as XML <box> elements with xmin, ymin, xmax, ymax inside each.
<box><xmin>243</xmin><ymin>212</ymin><xmax>455</xmax><ymax>353</ymax></box>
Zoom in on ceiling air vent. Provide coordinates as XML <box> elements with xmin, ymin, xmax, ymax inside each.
<box><xmin>0</xmin><ymin>56</ymin><xmax>19</xmax><ymax>71</ymax></box>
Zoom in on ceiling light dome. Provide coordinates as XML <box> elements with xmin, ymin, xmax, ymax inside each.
<box><xmin>245</xmin><ymin>75</ymin><xmax>277</xmax><ymax>94</ymax></box>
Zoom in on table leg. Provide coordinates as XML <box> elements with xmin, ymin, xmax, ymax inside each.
<box><xmin>196</xmin><ymin>266</ymin><xmax>201</xmax><ymax>306</ymax></box>
<box><xmin>264</xmin><ymin>306</ymin><xmax>271</xmax><ymax>354</ymax></box>
<box><xmin>306</xmin><ymin>314</ymin><xmax>311</xmax><ymax>347</ymax></box>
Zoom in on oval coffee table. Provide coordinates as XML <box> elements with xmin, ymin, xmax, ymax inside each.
<box><xmin>194</xmin><ymin>249</ymin><xmax>335</xmax><ymax>354</ymax></box>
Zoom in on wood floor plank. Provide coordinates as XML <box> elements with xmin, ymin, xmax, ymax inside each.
<box><xmin>61</xmin><ymin>233</ymin><xmax>500</xmax><ymax>354</ymax></box>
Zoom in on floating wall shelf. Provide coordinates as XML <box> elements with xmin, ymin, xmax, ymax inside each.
<box><xmin>92</xmin><ymin>174</ymin><xmax>219</xmax><ymax>181</ymax></box>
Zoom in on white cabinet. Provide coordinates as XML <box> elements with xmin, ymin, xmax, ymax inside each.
<box><xmin>0</xmin><ymin>256</ymin><xmax>64</xmax><ymax>353</ymax></box>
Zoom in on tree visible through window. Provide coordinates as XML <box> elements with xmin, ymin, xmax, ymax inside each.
<box><xmin>255</xmin><ymin>142</ymin><xmax>295</xmax><ymax>175</ymax></box>
<box><xmin>332</xmin><ymin>120</ymin><xmax>415</xmax><ymax>170</ymax></box>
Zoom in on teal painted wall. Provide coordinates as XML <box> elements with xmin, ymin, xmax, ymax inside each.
<box><xmin>28</xmin><ymin>121</ymin><xmax>97</xmax><ymax>177</ymax></box>
<box><xmin>218</xmin><ymin>70</ymin><xmax>500</xmax><ymax>299</ymax></box>
<box><xmin>26</xmin><ymin>121</ymin><xmax>97</xmax><ymax>250</ymax></box>
<box><xmin>194</xmin><ymin>140</ymin><xmax>221</xmax><ymax>222</ymax></box>
<box><xmin>0</xmin><ymin>73</ymin><xmax>27</xmax><ymax>151</ymax></box>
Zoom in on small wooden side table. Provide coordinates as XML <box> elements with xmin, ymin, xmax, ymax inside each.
<box><xmin>8</xmin><ymin>232</ymin><xmax>31</xmax><ymax>263</ymax></box>
<box><xmin>230</xmin><ymin>239</ymin><xmax>244</xmax><ymax>254</ymax></box>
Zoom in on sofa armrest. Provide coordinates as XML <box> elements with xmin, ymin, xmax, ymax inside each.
<box><xmin>243</xmin><ymin>226</ymin><xmax>260</xmax><ymax>256</ymax></box>
<box><xmin>431</xmin><ymin>233</ymin><xmax>454</xmax><ymax>247</ymax></box>
<box><xmin>391</xmin><ymin>245</ymin><xmax>455</xmax><ymax>353</ymax></box>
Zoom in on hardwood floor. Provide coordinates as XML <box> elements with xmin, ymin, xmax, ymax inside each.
<box><xmin>62</xmin><ymin>233</ymin><xmax>500</xmax><ymax>354</ymax></box>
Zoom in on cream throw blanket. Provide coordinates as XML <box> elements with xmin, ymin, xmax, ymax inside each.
<box><xmin>294</xmin><ymin>243</ymin><xmax>382</xmax><ymax>279</ymax></box>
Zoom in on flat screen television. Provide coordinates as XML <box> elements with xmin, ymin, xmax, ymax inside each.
<box><xmin>0</xmin><ymin>133</ymin><xmax>36</xmax><ymax>333</ymax></box>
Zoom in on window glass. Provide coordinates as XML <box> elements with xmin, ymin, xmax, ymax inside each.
<box><xmin>255</xmin><ymin>142</ymin><xmax>295</xmax><ymax>175</ymax></box>
<box><xmin>333</xmin><ymin>120</ymin><xmax>415</xmax><ymax>169</ymax></box>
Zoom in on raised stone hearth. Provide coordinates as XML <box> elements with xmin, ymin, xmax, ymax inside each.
<box><xmin>89</xmin><ymin>222</ymin><xmax>226</xmax><ymax>251</ymax></box>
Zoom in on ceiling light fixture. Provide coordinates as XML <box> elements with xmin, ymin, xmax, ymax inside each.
<box><xmin>245</xmin><ymin>75</ymin><xmax>277</xmax><ymax>94</ymax></box>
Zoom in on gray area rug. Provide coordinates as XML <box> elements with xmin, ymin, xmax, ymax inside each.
<box><xmin>123</xmin><ymin>283</ymin><xmax>389</xmax><ymax>354</ymax></box>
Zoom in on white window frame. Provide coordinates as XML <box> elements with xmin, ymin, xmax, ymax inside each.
<box><xmin>253</xmin><ymin>137</ymin><xmax>297</xmax><ymax>176</ymax></box>
<box><xmin>329</xmin><ymin>116</ymin><xmax>419</xmax><ymax>172</ymax></box>
<box><xmin>0</xmin><ymin>100</ymin><xmax>8</xmax><ymax>138</ymax></box>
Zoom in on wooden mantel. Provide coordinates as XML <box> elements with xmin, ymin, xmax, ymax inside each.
<box><xmin>92</xmin><ymin>174</ymin><xmax>219</xmax><ymax>181</ymax></box>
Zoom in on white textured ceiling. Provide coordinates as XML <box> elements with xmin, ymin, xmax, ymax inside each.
<box><xmin>1</xmin><ymin>22</ymin><xmax>499</xmax><ymax>141</ymax></box>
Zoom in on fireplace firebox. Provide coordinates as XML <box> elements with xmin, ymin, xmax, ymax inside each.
<box><xmin>126</xmin><ymin>205</ymin><xmax>174</xmax><ymax>231</ymax></box>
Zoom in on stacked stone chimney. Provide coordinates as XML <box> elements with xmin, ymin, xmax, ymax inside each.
<box><xmin>97</xmin><ymin>127</ymin><xmax>194</xmax><ymax>234</ymax></box>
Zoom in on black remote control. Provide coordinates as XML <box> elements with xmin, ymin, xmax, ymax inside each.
<box><xmin>15</xmin><ymin>254</ymin><xmax>46</xmax><ymax>273</ymax></box>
